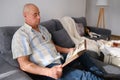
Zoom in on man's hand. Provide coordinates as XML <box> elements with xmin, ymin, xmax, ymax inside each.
<box><xmin>68</xmin><ymin>48</ymin><xmax>75</xmax><ymax>52</ymax></box>
<box><xmin>47</xmin><ymin>65</ymin><xmax>63</xmax><ymax>79</ymax></box>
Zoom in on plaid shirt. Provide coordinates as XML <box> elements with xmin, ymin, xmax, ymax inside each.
<box><xmin>12</xmin><ymin>23</ymin><xmax>62</xmax><ymax>67</ymax></box>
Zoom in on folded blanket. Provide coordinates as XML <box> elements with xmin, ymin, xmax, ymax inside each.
<box><xmin>98</xmin><ymin>40</ymin><xmax>120</xmax><ymax>57</ymax></box>
<box><xmin>59</xmin><ymin>16</ymin><xmax>99</xmax><ymax>54</ymax></box>
<box><xmin>98</xmin><ymin>40</ymin><xmax>120</xmax><ymax>67</ymax></box>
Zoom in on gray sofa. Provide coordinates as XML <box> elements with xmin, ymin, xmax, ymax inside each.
<box><xmin>1</xmin><ymin>17</ymin><xmax>118</xmax><ymax>80</ymax></box>
<box><xmin>0</xmin><ymin>27</ymin><xmax>33</xmax><ymax>80</ymax></box>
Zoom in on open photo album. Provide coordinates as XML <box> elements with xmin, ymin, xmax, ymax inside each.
<box><xmin>63</xmin><ymin>39</ymin><xmax>87</xmax><ymax>67</ymax></box>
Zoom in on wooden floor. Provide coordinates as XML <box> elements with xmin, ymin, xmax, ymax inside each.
<box><xmin>111</xmin><ymin>35</ymin><xmax>120</xmax><ymax>40</ymax></box>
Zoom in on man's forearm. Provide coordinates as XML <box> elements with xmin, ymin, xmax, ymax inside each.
<box><xmin>17</xmin><ymin>56</ymin><xmax>49</xmax><ymax>76</ymax></box>
<box><xmin>20</xmin><ymin>62</ymin><xmax>49</xmax><ymax>76</ymax></box>
<box><xmin>17</xmin><ymin>56</ymin><xmax>62</xmax><ymax>79</ymax></box>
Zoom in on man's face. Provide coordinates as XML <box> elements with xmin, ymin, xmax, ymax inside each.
<box><xmin>24</xmin><ymin>6</ymin><xmax>40</xmax><ymax>28</ymax></box>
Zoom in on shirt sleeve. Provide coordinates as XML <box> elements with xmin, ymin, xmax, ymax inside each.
<box><xmin>12</xmin><ymin>30</ymin><xmax>32</xmax><ymax>59</ymax></box>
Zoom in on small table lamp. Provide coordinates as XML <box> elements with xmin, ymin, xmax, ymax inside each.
<box><xmin>96</xmin><ymin>0</ymin><xmax>108</xmax><ymax>28</ymax></box>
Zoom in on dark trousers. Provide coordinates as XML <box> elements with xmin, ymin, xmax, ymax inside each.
<box><xmin>25</xmin><ymin>72</ymin><xmax>55</xmax><ymax>80</ymax></box>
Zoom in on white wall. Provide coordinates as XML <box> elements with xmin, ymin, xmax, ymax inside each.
<box><xmin>0</xmin><ymin>0</ymin><xmax>86</xmax><ymax>26</ymax></box>
<box><xmin>86</xmin><ymin>0</ymin><xmax>120</xmax><ymax>36</ymax></box>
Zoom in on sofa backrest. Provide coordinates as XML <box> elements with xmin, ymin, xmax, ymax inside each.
<box><xmin>72</xmin><ymin>17</ymin><xmax>87</xmax><ymax>27</ymax></box>
<box><xmin>0</xmin><ymin>26</ymin><xmax>20</xmax><ymax>67</ymax></box>
<box><xmin>40</xmin><ymin>19</ymin><xmax>57</xmax><ymax>34</ymax></box>
<box><xmin>0</xmin><ymin>27</ymin><xmax>19</xmax><ymax>52</ymax></box>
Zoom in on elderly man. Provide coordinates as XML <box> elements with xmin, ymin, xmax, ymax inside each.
<box><xmin>12</xmin><ymin>3</ymin><xmax>103</xmax><ymax>80</ymax></box>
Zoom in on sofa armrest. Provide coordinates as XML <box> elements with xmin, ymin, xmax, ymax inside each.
<box><xmin>86</xmin><ymin>26</ymin><xmax>111</xmax><ymax>40</ymax></box>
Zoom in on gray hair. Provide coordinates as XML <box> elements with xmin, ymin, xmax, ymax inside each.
<box><xmin>23</xmin><ymin>3</ymin><xmax>38</xmax><ymax>13</ymax></box>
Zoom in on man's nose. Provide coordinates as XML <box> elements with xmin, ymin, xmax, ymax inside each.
<box><xmin>37</xmin><ymin>15</ymin><xmax>40</xmax><ymax>19</ymax></box>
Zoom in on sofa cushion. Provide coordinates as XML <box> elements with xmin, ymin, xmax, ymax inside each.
<box><xmin>52</xmin><ymin>29</ymin><xmax>75</xmax><ymax>48</ymax></box>
<box><xmin>0</xmin><ymin>56</ymin><xmax>14</xmax><ymax>74</ymax></box>
<box><xmin>72</xmin><ymin>17</ymin><xmax>87</xmax><ymax>27</ymax></box>
<box><xmin>0</xmin><ymin>27</ymin><xmax>19</xmax><ymax>52</ymax></box>
<box><xmin>40</xmin><ymin>20</ymin><xmax>57</xmax><ymax>34</ymax></box>
<box><xmin>0</xmin><ymin>57</ymin><xmax>32</xmax><ymax>80</ymax></box>
<box><xmin>53</xmin><ymin>19</ymin><xmax>63</xmax><ymax>30</ymax></box>
<box><xmin>0</xmin><ymin>27</ymin><xmax>19</xmax><ymax>67</ymax></box>
<box><xmin>0</xmin><ymin>70</ymin><xmax>32</xmax><ymax>80</ymax></box>
<box><xmin>76</xmin><ymin>23</ymin><xmax>85</xmax><ymax>36</ymax></box>
<box><xmin>0</xmin><ymin>51</ymin><xmax>19</xmax><ymax>67</ymax></box>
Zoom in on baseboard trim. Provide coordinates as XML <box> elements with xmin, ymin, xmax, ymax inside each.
<box><xmin>111</xmin><ymin>35</ymin><xmax>120</xmax><ymax>40</ymax></box>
